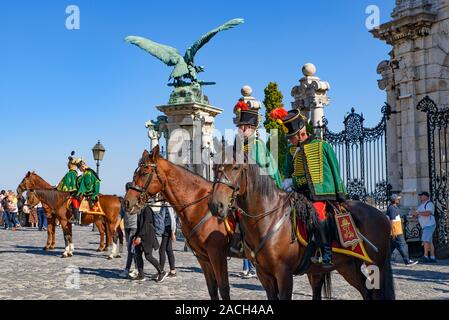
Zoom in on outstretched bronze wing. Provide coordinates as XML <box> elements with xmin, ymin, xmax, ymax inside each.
<box><xmin>184</xmin><ymin>18</ymin><xmax>244</xmax><ymax>64</ymax></box>
<box><xmin>125</xmin><ymin>36</ymin><xmax>189</xmax><ymax>80</ymax></box>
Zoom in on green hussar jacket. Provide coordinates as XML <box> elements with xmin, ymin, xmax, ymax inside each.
<box><xmin>283</xmin><ymin>137</ymin><xmax>347</xmax><ymax>201</ymax></box>
<box><xmin>244</xmin><ymin>139</ymin><xmax>283</xmax><ymax>190</ymax></box>
<box><xmin>56</xmin><ymin>169</ymin><xmax>78</xmax><ymax>193</ymax></box>
<box><xmin>76</xmin><ymin>169</ymin><xmax>101</xmax><ymax>201</ymax></box>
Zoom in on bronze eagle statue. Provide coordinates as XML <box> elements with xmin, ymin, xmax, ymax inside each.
<box><xmin>125</xmin><ymin>18</ymin><xmax>244</xmax><ymax>87</ymax></box>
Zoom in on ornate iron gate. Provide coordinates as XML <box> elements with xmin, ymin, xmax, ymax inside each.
<box><xmin>417</xmin><ymin>96</ymin><xmax>449</xmax><ymax>248</ymax></box>
<box><xmin>323</xmin><ymin>105</ymin><xmax>392</xmax><ymax>210</ymax></box>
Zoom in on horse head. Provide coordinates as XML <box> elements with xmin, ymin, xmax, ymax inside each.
<box><xmin>209</xmin><ymin>163</ymin><xmax>247</xmax><ymax>220</ymax></box>
<box><xmin>124</xmin><ymin>145</ymin><xmax>165</xmax><ymax>214</ymax></box>
<box><xmin>17</xmin><ymin>171</ymin><xmax>36</xmax><ymax>200</ymax></box>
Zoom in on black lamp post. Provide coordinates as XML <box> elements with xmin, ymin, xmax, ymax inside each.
<box><xmin>92</xmin><ymin>140</ymin><xmax>106</xmax><ymax>177</ymax></box>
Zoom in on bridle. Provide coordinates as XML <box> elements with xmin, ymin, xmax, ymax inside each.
<box><xmin>127</xmin><ymin>160</ymin><xmax>211</xmax><ymax>211</ymax></box>
<box><xmin>212</xmin><ymin>165</ymin><xmax>246</xmax><ymax>219</ymax></box>
<box><xmin>213</xmin><ymin>164</ymin><xmax>292</xmax><ymax>219</ymax></box>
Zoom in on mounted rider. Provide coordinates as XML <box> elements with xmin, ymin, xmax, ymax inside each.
<box><xmin>56</xmin><ymin>152</ymin><xmax>80</xmax><ymax>223</ymax></box>
<box><xmin>233</xmin><ymin>89</ymin><xmax>282</xmax><ymax>189</ymax></box>
<box><xmin>76</xmin><ymin>159</ymin><xmax>101</xmax><ymax>211</ymax></box>
<box><xmin>270</xmin><ymin>107</ymin><xmax>347</xmax><ymax>268</ymax></box>
<box><xmin>227</xmin><ymin>88</ymin><xmax>282</xmax><ymax>255</ymax></box>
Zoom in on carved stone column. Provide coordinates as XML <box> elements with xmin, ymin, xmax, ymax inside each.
<box><xmin>291</xmin><ymin>63</ymin><xmax>330</xmax><ymax>137</ymax></box>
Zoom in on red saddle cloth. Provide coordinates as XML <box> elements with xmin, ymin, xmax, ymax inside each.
<box><xmin>295</xmin><ymin>209</ymin><xmax>373</xmax><ymax>264</ymax></box>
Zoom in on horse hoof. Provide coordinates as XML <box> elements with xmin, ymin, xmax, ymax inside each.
<box><xmin>43</xmin><ymin>247</ymin><xmax>49</xmax><ymax>251</ymax></box>
<box><xmin>68</xmin><ymin>253</ymin><xmax>73</xmax><ymax>257</ymax></box>
<box><xmin>115</xmin><ymin>255</ymin><xmax>121</xmax><ymax>258</ymax></box>
<box><xmin>96</xmin><ymin>248</ymin><xmax>103</xmax><ymax>252</ymax></box>
<box><xmin>107</xmin><ymin>256</ymin><xmax>113</xmax><ymax>260</ymax></box>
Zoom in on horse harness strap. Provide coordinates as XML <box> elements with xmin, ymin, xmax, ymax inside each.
<box><xmin>186</xmin><ymin>211</ymin><xmax>212</xmax><ymax>242</ymax></box>
<box><xmin>184</xmin><ymin>211</ymin><xmax>213</xmax><ymax>261</ymax></box>
<box><xmin>243</xmin><ymin>207</ymin><xmax>292</xmax><ymax>265</ymax></box>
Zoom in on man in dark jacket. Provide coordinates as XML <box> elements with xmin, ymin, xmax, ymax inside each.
<box><xmin>133</xmin><ymin>203</ymin><xmax>167</xmax><ymax>282</ymax></box>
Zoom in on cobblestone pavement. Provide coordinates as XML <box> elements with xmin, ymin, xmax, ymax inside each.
<box><xmin>0</xmin><ymin>226</ymin><xmax>448</xmax><ymax>300</ymax></box>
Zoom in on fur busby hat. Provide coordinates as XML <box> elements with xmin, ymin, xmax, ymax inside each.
<box><xmin>269</xmin><ymin>107</ymin><xmax>306</xmax><ymax>137</ymax></box>
<box><xmin>233</xmin><ymin>98</ymin><xmax>260</xmax><ymax>127</ymax></box>
<box><xmin>68</xmin><ymin>151</ymin><xmax>78</xmax><ymax>166</ymax></box>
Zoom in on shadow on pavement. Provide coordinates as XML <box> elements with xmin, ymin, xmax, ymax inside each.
<box><xmin>176</xmin><ymin>266</ymin><xmax>203</xmax><ymax>274</ymax></box>
<box><xmin>78</xmin><ymin>267</ymin><xmax>123</xmax><ymax>280</ymax></box>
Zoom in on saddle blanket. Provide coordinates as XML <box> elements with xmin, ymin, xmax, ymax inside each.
<box><xmin>294</xmin><ymin>208</ymin><xmax>373</xmax><ymax>264</ymax></box>
<box><xmin>67</xmin><ymin>198</ymin><xmax>105</xmax><ymax>216</ymax></box>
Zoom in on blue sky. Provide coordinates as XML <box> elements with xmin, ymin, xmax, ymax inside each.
<box><xmin>0</xmin><ymin>0</ymin><xmax>395</xmax><ymax>195</ymax></box>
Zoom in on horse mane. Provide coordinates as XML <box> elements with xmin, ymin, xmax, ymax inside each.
<box><xmin>158</xmin><ymin>157</ymin><xmax>212</xmax><ymax>186</ymax></box>
<box><xmin>30</xmin><ymin>172</ymin><xmax>52</xmax><ymax>188</ymax></box>
<box><xmin>34</xmin><ymin>189</ymin><xmax>70</xmax><ymax>208</ymax></box>
<box><xmin>246</xmin><ymin>163</ymin><xmax>277</xmax><ymax>198</ymax></box>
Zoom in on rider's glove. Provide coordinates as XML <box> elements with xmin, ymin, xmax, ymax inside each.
<box><xmin>282</xmin><ymin>178</ymin><xmax>294</xmax><ymax>192</ymax></box>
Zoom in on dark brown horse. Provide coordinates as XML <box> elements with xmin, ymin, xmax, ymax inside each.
<box><xmin>209</xmin><ymin>163</ymin><xmax>395</xmax><ymax>300</ymax></box>
<box><xmin>17</xmin><ymin>172</ymin><xmax>123</xmax><ymax>257</ymax></box>
<box><xmin>124</xmin><ymin>147</ymin><xmax>233</xmax><ymax>300</ymax></box>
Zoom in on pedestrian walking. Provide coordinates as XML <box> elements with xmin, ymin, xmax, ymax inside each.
<box><xmin>158</xmin><ymin>202</ymin><xmax>177</xmax><ymax>278</ymax></box>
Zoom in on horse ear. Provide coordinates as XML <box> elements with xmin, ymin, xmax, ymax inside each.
<box><xmin>151</xmin><ymin>145</ymin><xmax>160</xmax><ymax>162</ymax></box>
<box><xmin>142</xmin><ymin>149</ymin><xmax>150</xmax><ymax>158</ymax></box>
<box><xmin>26</xmin><ymin>171</ymin><xmax>31</xmax><ymax>177</ymax></box>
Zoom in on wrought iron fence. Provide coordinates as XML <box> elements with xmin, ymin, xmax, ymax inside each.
<box><xmin>323</xmin><ymin>105</ymin><xmax>392</xmax><ymax>210</ymax></box>
<box><xmin>417</xmin><ymin>96</ymin><xmax>449</xmax><ymax>248</ymax></box>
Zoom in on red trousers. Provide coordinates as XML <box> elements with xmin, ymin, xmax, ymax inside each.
<box><xmin>313</xmin><ymin>201</ymin><xmax>327</xmax><ymax>221</ymax></box>
<box><xmin>71</xmin><ymin>197</ymin><xmax>80</xmax><ymax>209</ymax></box>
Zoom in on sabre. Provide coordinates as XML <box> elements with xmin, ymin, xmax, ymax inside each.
<box><xmin>356</xmin><ymin>230</ymin><xmax>379</xmax><ymax>253</ymax></box>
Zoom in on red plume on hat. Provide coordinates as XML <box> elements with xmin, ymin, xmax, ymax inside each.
<box><xmin>269</xmin><ymin>107</ymin><xmax>288</xmax><ymax>121</ymax></box>
<box><xmin>234</xmin><ymin>98</ymin><xmax>249</xmax><ymax>113</ymax></box>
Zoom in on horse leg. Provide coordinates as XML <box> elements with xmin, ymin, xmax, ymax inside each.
<box><xmin>59</xmin><ymin>219</ymin><xmax>73</xmax><ymax>258</ymax></box>
<box><xmin>50</xmin><ymin>218</ymin><xmax>56</xmax><ymax>249</ymax></box>
<box><xmin>371</xmin><ymin>254</ymin><xmax>395</xmax><ymax>300</ymax></box>
<box><xmin>68</xmin><ymin>222</ymin><xmax>74</xmax><ymax>254</ymax></box>
<box><xmin>197</xmin><ymin>259</ymin><xmax>219</xmax><ymax>300</ymax></box>
<box><xmin>307</xmin><ymin>274</ymin><xmax>324</xmax><ymax>300</ymax></box>
<box><xmin>337</xmin><ymin>258</ymin><xmax>371</xmax><ymax>300</ymax></box>
<box><xmin>256</xmin><ymin>268</ymin><xmax>279</xmax><ymax>300</ymax></box>
<box><xmin>275</xmin><ymin>266</ymin><xmax>294</xmax><ymax>300</ymax></box>
<box><xmin>208</xmin><ymin>248</ymin><xmax>230</xmax><ymax>300</ymax></box>
<box><xmin>106</xmin><ymin>221</ymin><xmax>116</xmax><ymax>260</ymax></box>
<box><xmin>44</xmin><ymin>215</ymin><xmax>55</xmax><ymax>250</ymax></box>
<box><xmin>95</xmin><ymin>218</ymin><xmax>105</xmax><ymax>252</ymax></box>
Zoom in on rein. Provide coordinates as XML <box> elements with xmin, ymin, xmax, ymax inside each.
<box><xmin>213</xmin><ymin>164</ymin><xmax>294</xmax><ymax>264</ymax></box>
<box><xmin>129</xmin><ymin>159</ymin><xmax>213</xmax><ymax>261</ymax></box>
<box><xmin>128</xmin><ymin>162</ymin><xmax>211</xmax><ymax>211</ymax></box>
<box><xmin>214</xmin><ymin>165</ymin><xmax>292</xmax><ymax>219</ymax></box>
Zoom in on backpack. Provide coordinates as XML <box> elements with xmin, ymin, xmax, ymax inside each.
<box><xmin>153</xmin><ymin>207</ymin><xmax>165</xmax><ymax>237</ymax></box>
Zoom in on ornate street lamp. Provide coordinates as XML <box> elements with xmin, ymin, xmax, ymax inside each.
<box><xmin>92</xmin><ymin>140</ymin><xmax>106</xmax><ymax>177</ymax></box>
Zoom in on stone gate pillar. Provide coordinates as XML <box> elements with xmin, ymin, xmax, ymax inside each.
<box><xmin>155</xmin><ymin>84</ymin><xmax>222</xmax><ymax>179</ymax></box>
<box><xmin>291</xmin><ymin>63</ymin><xmax>331</xmax><ymax>137</ymax></box>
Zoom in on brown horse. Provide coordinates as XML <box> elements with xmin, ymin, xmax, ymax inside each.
<box><xmin>124</xmin><ymin>147</ymin><xmax>233</xmax><ymax>300</ymax></box>
<box><xmin>209</xmin><ymin>163</ymin><xmax>395</xmax><ymax>300</ymax></box>
<box><xmin>17</xmin><ymin>172</ymin><xmax>123</xmax><ymax>257</ymax></box>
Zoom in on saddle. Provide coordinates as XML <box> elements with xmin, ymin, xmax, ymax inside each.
<box><xmin>292</xmin><ymin>194</ymin><xmax>373</xmax><ymax>265</ymax></box>
<box><xmin>67</xmin><ymin>197</ymin><xmax>105</xmax><ymax>216</ymax></box>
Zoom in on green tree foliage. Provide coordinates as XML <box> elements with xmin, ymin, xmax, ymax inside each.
<box><xmin>263</xmin><ymin>82</ymin><xmax>288</xmax><ymax>179</ymax></box>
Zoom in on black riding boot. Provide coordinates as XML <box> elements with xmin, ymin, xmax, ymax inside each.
<box><xmin>311</xmin><ymin>220</ymin><xmax>333</xmax><ymax>268</ymax></box>
<box><xmin>71</xmin><ymin>207</ymin><xmax>80</xmax><ymax>224</ymax></box>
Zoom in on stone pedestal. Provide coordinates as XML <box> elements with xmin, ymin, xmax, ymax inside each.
<box><xmin>155</xmin><ymin>84</ymin><xmax>222</xmax><ymax>180</ymax></box>
<box><xmin>291</xmin><ymin>63</ymin><xmax>330</xmax><ymax>137</ymax></box>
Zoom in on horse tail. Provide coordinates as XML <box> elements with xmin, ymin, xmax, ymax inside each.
<box><xmin>381</xmin><ymin>253</ymin><xmax>395</xmax><ymax>300</ymax></box>
<box><xmin>323</xmin><ymin>272</ymin><xmax>332</xmax><ymax>300</ymax></box>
